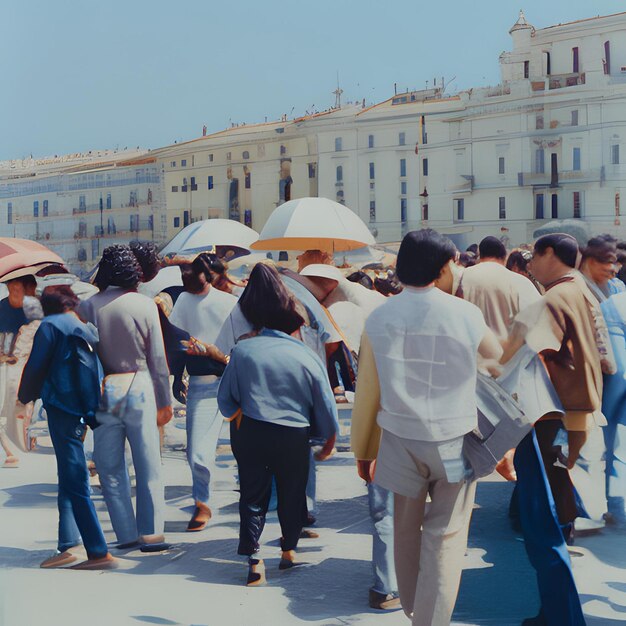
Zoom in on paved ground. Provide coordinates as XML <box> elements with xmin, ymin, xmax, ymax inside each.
<box><xmin>1</xmin><ymin>413</ymin><xmax>625</xmax><ymax>626</ymax></box>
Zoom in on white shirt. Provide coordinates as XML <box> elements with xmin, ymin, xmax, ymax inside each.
<box><xmin>366</xmin><ymin>286</ymin><xmax>487</xmax><ymax>442</ymax></box>
<box><xmin>170</xmin><ymin>288</ymin><xmax>238</xmax><ymax>345</ymax></box>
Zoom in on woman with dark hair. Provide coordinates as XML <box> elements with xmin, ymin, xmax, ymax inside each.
<box><xmin>169</xmin><ymin>257</ymin><xmax>238</xmax><ymax>531</ymax></box>
<box><xmin>352</xmin><ymin>229</ymin><xmax>501</xmax><ymax>625</ymax></box>
<box><xmin>218</xmin><ymin>263</ymin><xmax>338</xmax><ymax>585</ymax></box>
<box><xmin>19</xmin><ymin>286</ymin><xmax>116</xmax><ymax>569</ymax></box>
<box><xmin>81</xmin><ymin>244</ymin><xmax>172</xmax><ymax>552</ymax></box>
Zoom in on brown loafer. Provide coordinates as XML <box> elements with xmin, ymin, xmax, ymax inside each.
<box><xmin>40</xmin><ymin>547</ymin><xmax>85</xmax><ymax>569</ymax></box>
<box><xmin>70</xmin><ymin>553</ymin><xmax>118</xmax><ymax>570</ymax></box>
<box><xmin>299</xmin><ymin>529</ymin><xmax>320</xmax><ymax>539</ymax></box>
<box><xmin>187</xmin><ymin>502</ymin><xmax>212</xmax><ymax>532</ymax></box>
<box><xmin>368</xmin><ymin>590</ymin><xmax>401</xmax><ymax>610</ymax></box>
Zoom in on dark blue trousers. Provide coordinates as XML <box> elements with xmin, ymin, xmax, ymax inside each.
<box><xmin>47</xmin><ymin>406</ymin><xmax>108</xmax><ymax>559</ymax></box>
<box><xmin>514</xmin><ymin>430</ymin><xmax>586</xmax><ymax>626</ymax></box>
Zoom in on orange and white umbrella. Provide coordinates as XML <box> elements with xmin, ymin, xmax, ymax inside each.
<box><xmin>251</xmin><ymin>197</ymin><xmax>376</xmax><ymax>252</ymax></box>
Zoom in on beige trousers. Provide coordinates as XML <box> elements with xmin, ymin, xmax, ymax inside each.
<box><xmin>375</xmin><ymin>430</ymin><xmax>477</xmax><ymax>626</ymax></box>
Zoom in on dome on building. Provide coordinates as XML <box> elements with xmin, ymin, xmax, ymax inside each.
<box><xmin>509</xmin><ymin>10</ymin><xmax>534</xmax><ymax>34</ymax></box>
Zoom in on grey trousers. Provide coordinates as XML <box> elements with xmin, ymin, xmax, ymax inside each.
<box><xmin>375</xmin><ymin>430</ymin><xmax>476</xmax><ymax>626</ymax></box>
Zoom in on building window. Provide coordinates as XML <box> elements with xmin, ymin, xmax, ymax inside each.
<box><xmin>400</xmin><ymin>158</ymin><xmax>406</xmax><ymax>177</ymax></box>
<box><xmin>535</xmin><ymin>194</ymin><xmax>544</xmax><ymax>219</ymax></box>
<box><xmin>422</xmin><ymin>204</ymin><xmax>429</xmax><ymax>221</ymax></box>
<box><xmin>604</xmin><ymin>41</ymin><xmax>611</xmax><ymax>75</ymax></box>
<box><xmin>573</xmin><ymin>147</ymin><xmax>581</xmax><ymax>171</ymax></box>
<box><xmin>308</xmin><ymin>163</ymin><xmax>316</xmax><ymax>178</ymax></box>
<box><xmin>399</xmin><ymin>132</ymin><xmax>406</xmax><ymax>146</ymax></box>
<box><xmin>573</xmin><ymin>191</ymin><xmax>582</xmax><ymax>218</ymax></box>
<box><xmin>571</xmin><ymin>110</ymin><xmax>579</xmax><ymax>126</ymax></box>
<box><xmin>43</xmin><ymin>199</ymin><xmax>48</xmax><ymax>217</ymax></box>
<box><xmin>242</xmin><ymin>151</ymin><xmax>250</xmax><ymax>160</ymax></box>
<box><xmin>208</xmin><ymin>176</ymin><xmax>214</xmax><ymax>190</ymax></box>
<box><xmin>454</xmin><ymin>198</ymin><xmax>464</xmax><ymax>221</ymax></box>
<box><xmin>183</xmin><ymin>210</ymin><xmax>190</xmax><ymax>227</ymax></box>
<box><xmin>79</xmin><ymin>195</ymin><xmax>86</xmax><ymax>211</ymax></box>
<box><xmin>422</xmin><ymin>158</ymin><xmax>428</xmax><ymax>176</ymax></box>
<box><xmin>245</xmin><ymin>171</ymin><xmax>251</xmax><ymax>189</ymax></box>
<box><xmin>368</xmin><ymin>134</ymin><xmax>374</xmax><ymax>148</ymax></box>
<box><xmin>524</xmin><ymin>60</ymin><xmax>529</xmax><ymax>79</ymax></box>
<box><xmin>335</xmin><ymin>137</ymin><xmax>342</xmax><ymax>152</ymax></box>
<box><xmin>420</xmin><ymin>115</ymin><xmax>427</xmax><ymax>144</ymax></box>
<box><xmin>545</xmin><ymin>51</ymin><xmax>551</xmax><ymax>76</ymax></box>
<box><xmin>536</xmin><ymin>115</ymin><xmax>544</xmax><ymax>130</ymax></box>
<box><xmin>181</xmin><ymin>159</ymin><xmax>187</xmax><ymax>167</ymax></box>
<box><xmin>280</xmin><ymin>145</ymin><xmax>286</xmax><ymax>156</ymax></box>
<box><xmin>170</xmin><ymin>161</ymin><xmax>176</xmax><ymax>167</ymax></box>
<box><xmin>336</xmin><ymin>166</ymin><xmax>343</xmax><ymax>182</ymax></box>
<box><xmin>227</xmin><ymin>152</ymin><xmax>232</xmax><ymax>161</ymax></box>
<box><xmin>612</xmin><ymin>144</ymin><xmax>620</xmax><ymax>165</ymax></box>
<box><xmin>182</xmin><ymin>178</ymin><xmax>188</xmax><ymax>192</ymax></box>
<box><xmin>551</xmin><ymin>193</ymin><xmax>558</xmax><ymax>218</ymax></box>
<box><xmin>535</xmin><ymin>148</ymin><xmax>545</xmax><ymax>174</ymax></box>
<box><xmin>499</xmin><ymin>196</ymin><xmax>506</xmax><ymax>219</ymax></box>
<box><xmin>174</xmin><ymin>217</ymin><xmax>180</xmax><ymax>228</ymax></box>
<box><xmin>498</xmin><ymin>157</ymin><xmax>505</xmax><ymax>175</ymax></box>
<box><xmin>190</xmin><ymin>176</ymin><xmax>197</xmax><ymax>191</ymax></box>
<box><xmin>208</xmin><ymin>154</ymin><xmax>214</xmax><ymax>162</ymax></box>
<box><xmin>572</xmin><ymin>47</ymin><xmax>579</xmax><ymax>73</ymax></box>
<box><xmin>106</xmin><ymin>193</ymin><xmax>111</xmax><ymax>209</ymax></box>
<box><xmin>401</xmin><ymin>181</ymin><xmax>407</xmax><ymax>195</ymax></box>
<box><xmin>400</xmin><ymin>198</ymin><xmax>407</xmax><ymax>223</ymax></box>
<box><xmin>369</xmin><ymin>200</ymin><xmax>376</xmax><ymax>222</ymax></box>
<box><xmin>7</xmin><ymin>202</ymin><xmax>12</xmax><ymax>224</ymax></box>
<box><xmin>33</xmin><ymin>200</ymin><xmax>39</xmax><ymax>217</ymax></box>
<box><xmin>171</xmin><ymin>185</ymin><xmax>178</xmax><ymax>192</ymax></box>
<box><xmin>369</xmin><ymin>162</ymin><xmax>375</xmax><ymax>180</ymax></box>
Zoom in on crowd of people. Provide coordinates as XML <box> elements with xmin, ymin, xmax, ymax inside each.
<box><xmin>1</xmin><ymin>229</ymin><xmax>626</xmax><ymax>625</ymax></box>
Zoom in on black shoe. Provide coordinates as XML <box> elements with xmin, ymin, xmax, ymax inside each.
<box><xmin>368</xmin><ymin>590</ymin><xmax>401</xmax><ymax>610</ymax></box>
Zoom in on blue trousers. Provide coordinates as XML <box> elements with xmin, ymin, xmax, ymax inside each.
<box><xmin>47</xmin><ymin>406</ymin><xmax>108</xmax><ymax>559</ymax></box>
<box><xmin>514</xmin><ymin>430</ymin><xmax>585</xmax><ymax>626</ymax></box>
<box><xmin>368</xmin><ymin>483</ymin><xmax>397</xmax><ymax>596</ymax></box>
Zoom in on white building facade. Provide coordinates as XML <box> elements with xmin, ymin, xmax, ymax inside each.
<box><xmin>2</xmin><ymin>10</ymin><xmax>626</xmax><ymax>270</ymax></box>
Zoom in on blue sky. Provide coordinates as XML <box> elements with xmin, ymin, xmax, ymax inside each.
<box><xmin>1</xmin><ymin>0</ymin><xmax>623</xmax><ymax>160</ymax></box>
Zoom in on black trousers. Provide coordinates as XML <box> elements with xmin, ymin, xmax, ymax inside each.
<box><xmin>230</xmin><ymin>417</ymin><xmax>310</xmax><ymax>556</ymax></box>
<box><xmin>534</xmin><ymin>420</ymin><xmax>578</xmax><ymax>526</ymax></box>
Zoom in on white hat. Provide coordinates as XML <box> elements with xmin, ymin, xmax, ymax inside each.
<box><xmin>299</xmin><ymin>264</ymin><xmax>343</xmax><ymax>282</ymax></box>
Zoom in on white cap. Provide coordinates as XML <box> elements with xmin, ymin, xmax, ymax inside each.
<box><xmin>299</xmin><ymin>264</ymin><xmax>343</xmax><ymax>282</ymax></box>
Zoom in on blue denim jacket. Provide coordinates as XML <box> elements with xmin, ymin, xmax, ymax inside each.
<box><xmin>18</xmin><ymin>313</ymin><xmax>102</xmax><ymax>417</ymax></box>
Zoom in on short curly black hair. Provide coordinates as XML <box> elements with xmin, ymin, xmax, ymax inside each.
<box><xmin>95</xmin><ymin>244</ymin><xmax>142</xmax><ymax>291</ymax></box>
<box><xmin>130</xmin><ymin>241</ymin><xmax>161</xmax><ymax>283</ymax></box>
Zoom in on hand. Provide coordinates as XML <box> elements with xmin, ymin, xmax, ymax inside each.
<box><xmin>565</xmin><ymin>430</ymin><xmax>588</xmax><ymax>469</ymax></box>
<box><xmin>156</xmin><ymin>405</ymin><xmax>173</xmax><ymax>427</ymax></box>
<box><xmin>356</xmin><ymin>459</ymin><xmax>376</xmax><ymax>483</ymax></box>
<box><xmin>495</xmin><ymin>448</ymin><xmax>517</xmax><ymax>481</ymax></box>
<box><xmin>314</xmin><ymin>434</ymin><xmax>336</xmax><ymax>461</ymax></box>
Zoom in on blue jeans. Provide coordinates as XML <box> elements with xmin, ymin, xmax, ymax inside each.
<box><xmin>514</xmin><ymin>430</ymin><xmax>585</xmax><ymax>625</ymax></box>
<box><xmin>94</xmin><ymin>372</ymin><xmax>164</xmax><ymax>544</ymax></box>
<box><xmin>368</xmin><ymin>483</ymin><xmax>397</xmax><ymax>595</ymax></box>
<box><xmin>186</xmin><ymin>377</ymin><xmax>224</xmax><ymax>506</ymax></box>
<box><xmin>46</xmin><ymin>406</ymin><xmax>108</xmax><ymax>558</ymax></box>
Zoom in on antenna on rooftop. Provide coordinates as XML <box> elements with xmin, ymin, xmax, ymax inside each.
<box><xmin>333</xmin><ymin>72</ymin><xmax>343</xmax><ymax>109</ymax></box>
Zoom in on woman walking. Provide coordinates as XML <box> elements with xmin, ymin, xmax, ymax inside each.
<box><xmin>217</xmin><ymin>264</ymin><xmax>338</xmax><ymax>585</ymax></box>
<box><xmin>18</xmin><ymin>285</ymin><xmax>116</xmax><ymax>569</ymax></box>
